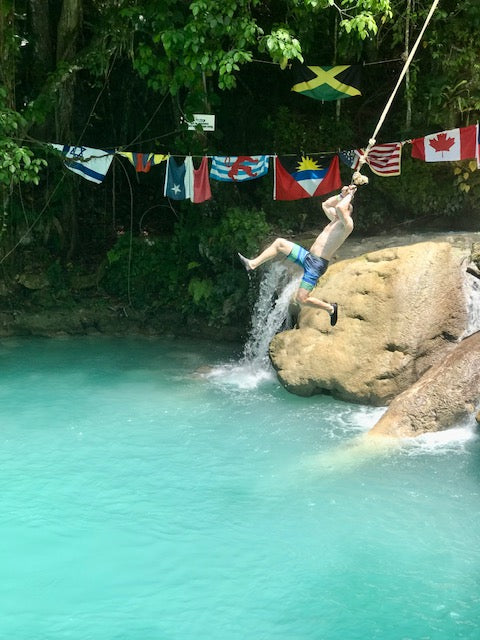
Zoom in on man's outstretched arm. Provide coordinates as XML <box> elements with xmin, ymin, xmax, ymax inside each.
<box><xmin>322</xmin><ymin>186</ymin><xmax>350</xmax><ymax>221</ymax></box>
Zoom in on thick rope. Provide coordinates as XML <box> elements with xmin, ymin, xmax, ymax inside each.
<box><xmin>353</xmin><ymin>0</ymin><xmax>440</xmax><ymax>186</ymax></box>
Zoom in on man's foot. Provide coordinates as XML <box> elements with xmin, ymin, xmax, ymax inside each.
<box><xmin>238</xmin><ymin>253</ymin><xmax>253</xmax><ymax>272</ymax></box>
<box><xmin>330</xmin><ymin>303</ymin><xmax>338</xmax><ymax>327</ymax></box>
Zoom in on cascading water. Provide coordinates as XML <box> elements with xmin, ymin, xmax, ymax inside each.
<box><xmin>207</xmin><ymin>262</ymin><xmax>301</xmax><ymax>389</ymax></box>
<box><xmin>242</xmin><ymin>261</ymin><xmax>301</xmax><ymax>367</ymax></box>
<box><xmin>463</xmin><ymin>270</ymin><xmax>480</xmax><ymax>337</ymax></box>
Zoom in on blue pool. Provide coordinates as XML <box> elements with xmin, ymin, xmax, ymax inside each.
<box><xmin>0</xmin><ymin>337</ymin><xmax>479</xmax><ymax>639</ymax></box>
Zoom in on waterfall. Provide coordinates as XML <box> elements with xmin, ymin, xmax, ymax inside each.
<box><xmin>206</xmin><ymin>261</ymin><xmax>300</xmax><ymax>389</ymax></box>
<box><xmin>242</xmin><ymin>261</ymin><xmax>301</xmax><ymax>367</ymax></box>
<box><xmin>463</xmin><ymin>272</ymin><xmax>480</xmax><ymax>337</ymax></box>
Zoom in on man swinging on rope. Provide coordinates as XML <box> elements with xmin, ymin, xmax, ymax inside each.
<box><xmin>238</xmin><ymin>185</ymin><xmax>356</xmax><ymax>326</ymax></box>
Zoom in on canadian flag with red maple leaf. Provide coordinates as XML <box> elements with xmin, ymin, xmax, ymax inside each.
<box><xmin>411</xmin><ymin>125</ymin><xmax>478</xmax><ymax>162</ymax></box>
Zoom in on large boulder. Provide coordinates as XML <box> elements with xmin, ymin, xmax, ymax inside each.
<box><xmin>368</xmin><ymin>331</ymin><xmax>480</xmax><ymax>437</ymax></box>
<box><xmin>269</xmin><ymin>241</ymin><xmax>469</xmax><ymax>404</ymax></box>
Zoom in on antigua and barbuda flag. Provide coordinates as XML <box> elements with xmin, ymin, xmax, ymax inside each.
<box><xmin>117</xmin><ymin>151</ymin><xmax>167</xmax><ymax>173</ymax></box>
<box><xmin>274</xmin><ymin>154</ymin><xmax>341</xmax><ymax>201</ymax></box>
<box><xmin>411</xmin><ymin>125</ymin><xmax>477</xmax><ymax>162</ymax></box>
<box><xmin>50</xmin><ymin>144</ymin><xmax>114</xmax><ymax>183</ymax></box>
<box><xmin>291</xmin><ymin>64</ymin><xmax>362</xmax><ymax>101</ymax></box>
<box><xmin>164</xmin><ymin>156</ymin><xmax>211</xmax><ymax>203</ymax></box>
<box><xmin>210</xmin><ymin>155</ymin><xmax>270</xmax><ymax>182</ymax></box>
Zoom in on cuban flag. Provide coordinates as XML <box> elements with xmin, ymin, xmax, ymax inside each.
<box><xmin>50</xmin><ymin>144</ymin><xmax>114</xmax><ymax>183</ymax></box>
<box><xmin>274</xmin><ymin>154</ymin><xmax>341</xmax><ymax>200</ymax></box>
<box><xmin>210</xmin><ymin>156</ymin><xmax>270</xmax><ymax>182</ymax></box>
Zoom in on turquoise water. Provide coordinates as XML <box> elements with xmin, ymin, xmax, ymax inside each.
<box><xmin>0</xmin><ymin>337</ymin><xmax>479</xmax><ymax>640</ymax></box>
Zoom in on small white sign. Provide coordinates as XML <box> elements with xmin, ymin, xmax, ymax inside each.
<box><xmin>186</xmin><ymin>114</ymin><xmax>216</xmax><ymax>132</ymax></box>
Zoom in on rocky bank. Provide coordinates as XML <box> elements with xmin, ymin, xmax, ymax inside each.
<box><xmin>268</xmin><ymin>231</ymin><xmax>480</xmax><ymax>436</ymax></box>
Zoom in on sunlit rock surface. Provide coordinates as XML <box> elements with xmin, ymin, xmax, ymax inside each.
<box><xmin>269</xmin><ymin>242</ymin><xmax>469</xmax><ymax>405</ymax></box>
<box><xmin>368</xmin><ymin>331</ymin><xmax>480</xmax><ymax>438</ymax></box>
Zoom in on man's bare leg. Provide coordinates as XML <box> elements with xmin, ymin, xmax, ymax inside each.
<box><xmin>238</xmin><ymin>238</ymin><xmax>294</xmax><ymax>271</ymax></box>
<box><xmin>296</xmin><ymin>288</ymin><xmax>338</xmax><ymax>326</ymax></box>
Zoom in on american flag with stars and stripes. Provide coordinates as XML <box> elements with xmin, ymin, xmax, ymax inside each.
<box><xmin>339</xmin><ymin>143</ymin><xmax>402</xmax><ymax>177</ymax></box>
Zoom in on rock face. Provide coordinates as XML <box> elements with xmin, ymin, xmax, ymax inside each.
<box><xmin>269</xmin><ymin>242</ymin><xmax>469</xmax><ymax>405</ymax></box>
<box><xmin>368</xmin><ymin>331</ymin><xmax>480</xmax><ymax>437</ymax></box>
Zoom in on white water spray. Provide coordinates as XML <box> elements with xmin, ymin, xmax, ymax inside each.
<box><xmin>463</xmin><ymin>271</ymin><xmax>480</xmax><ymax>337</ymax></box>
<box><xmin>242</xmin><ymin>262</ymin><xmax>300</xmax><ymax>367</ymax></box>
<box><xmin>206</xmin><ymin>262</ymin><xmax>300</xmax><ymax>389</ymax></box>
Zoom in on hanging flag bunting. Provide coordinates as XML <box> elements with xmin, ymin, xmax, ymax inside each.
<box><xmin>50</xmin><ymin>144</ymin><xmax>114</xmax><ymax>183</ymax></box>
<box><xmin>210</xmin><ymin>156</ymin><xmax>269</xmax><ymax>182</ymax></box>
<box><xmin>291</xmin><ymin>64</ymin><xmax>362</xmax><ymax>101</ymax></box>
<box><xmin>339</xmin><ymin>149</ymin><xmax>361</xmax><ymax>169</ymax></box>
<box><xmin>340</xmin><ymin>143</ymin><xmax>402</xmax><ymax>176</ymax></box>
<box><xmin>117</xmin><ymin>152</ymin><xmax>167</xmax><ymax>173</ymax></box>
<box><xmin>164</xmin><ymin>156</ymin><xmax>192</xmax><ymax>200</ymax></box>
<box><xmin>274</xmin><ymin>155</ymin><xmax>341</xmax><ymax>201</ymax></box>
<box><xmin>411</xmin><ymin>125</ymin><xmax>477</xmax><ymax>162</ymax></box>
<box><xmin>164</xmin><ymin>156</ymin><xmax>212</xmax><ymax>203</ymax></box>
<box><xmin>189</xmin><ymin>156</ymin><xmax>212</xmax><ymax>203</ymax></box>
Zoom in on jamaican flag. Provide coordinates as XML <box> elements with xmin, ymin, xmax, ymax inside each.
<box><xmin>291</xmin><ymin>64</ymin><xmax>362</xmax><ymax>101</ymax></box>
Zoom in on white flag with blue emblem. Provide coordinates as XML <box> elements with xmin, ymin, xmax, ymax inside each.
<box><xmin>50</xmin><ymin>144</ymin><xmax>114</xmax><ymax>183</ymax></box>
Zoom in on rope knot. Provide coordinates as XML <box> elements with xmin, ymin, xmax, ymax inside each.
<box><xmin>352</xmin><ymin>171</ymin><xmax>369</xmax><ymax>186</ymax></box>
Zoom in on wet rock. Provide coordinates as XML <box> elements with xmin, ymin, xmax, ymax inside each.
<box><xmin>368</xmin><ymin>331</ymin><xmax>480</xmax><ymax>438</ymax></box>
<box><xmin>269</xmin><ymin>242</ymin><xmax>469</xmax><ymax>405</ymax></box>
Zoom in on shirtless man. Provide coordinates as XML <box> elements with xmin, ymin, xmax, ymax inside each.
<box><xmin>238</xmin><ymin>185</ymin><xmax>356</xmax><ymax>326</ymax></box>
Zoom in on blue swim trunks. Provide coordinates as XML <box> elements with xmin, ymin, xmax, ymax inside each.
<box><xmin>287</xmin><ymin>243</ymin><xmax>329</xmax><ymax>291</ymax></box>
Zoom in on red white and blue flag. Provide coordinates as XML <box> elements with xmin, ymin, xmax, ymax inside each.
<box><xmin>164</xmin><ymin>156</ymin><xmax>211</xmax><ymax>203</ymax></box>
<box><xmin>274</xmin><ymin>154</ymin><xmax>341</xmax><ymax>200</ymax></box>
<box><xmin>340</xmin><ymin>143</ymin><xmax>402</xmax><ymax>176</ymax></box>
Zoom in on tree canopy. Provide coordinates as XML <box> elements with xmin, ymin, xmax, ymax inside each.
<box><xmin>1</xmin><ymin>0</ymin><xmax>479</xmax><ymax>326</ymax></box>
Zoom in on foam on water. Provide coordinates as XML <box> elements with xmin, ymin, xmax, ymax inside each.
<box><xmin>401</xmin><ymin>420</ymin><xmax>479</xmax><ymax>456</ymax></box>
<box><xmin>204</xmin><ymin>361</ymin><xmax>275</xmax><ymax>390</ymax></box>
<box><xmin>207</xmin><ymin>262</ymin><xmax>300</xmax><ymax>389</ymax></box>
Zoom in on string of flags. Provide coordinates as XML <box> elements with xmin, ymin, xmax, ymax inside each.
<box><xmin>48</xmin><ymin>123</ymin><xmax>480</xmax><ymax>203</ymax></box>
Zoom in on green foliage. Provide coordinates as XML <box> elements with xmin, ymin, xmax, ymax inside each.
<box><xmin>113</xmin><ymin>0</ymin><xmax>392</xmax><ymax>99</ymax></box>
<box><xmin>258</xmin><ymin>26</ymin><xmax>303</xmax><ymax>69</ymax></box>
<box><xmin>351</xmin><ymin>155</ymin><xmax>479</xmax><ymax>234</ymax></box>
<box><xmin>47</xmin><ymin>259</ymin><xmax>69</xmax><ymax>292</ymax></box>
<box><xmin>104</xmin><ymin>235</ymin><xmax>179</xmax><ymax>308</ymax></box>
<box><xmin>103</xmin><ymin>206</ymin><xmax>271</xmax><ymax>326</ymax></box>
<box><xmin>0</xmin><ymin>90</ymin><xmax>47</xmax><ymax>187</ymax></box>
<box><xmin>408</xmin><ymin>2</ymin><xmax>480</xmax><ymax>129</ymax></box>
<box><xmin>2</xmin><ymin>0</ymin><xmax>480</xmax><ymax>334</ymax></box>
<box><xmin>339</xmin><ymin>0</ymin><xmax>393</xmax><ymax>39</ymax></box>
